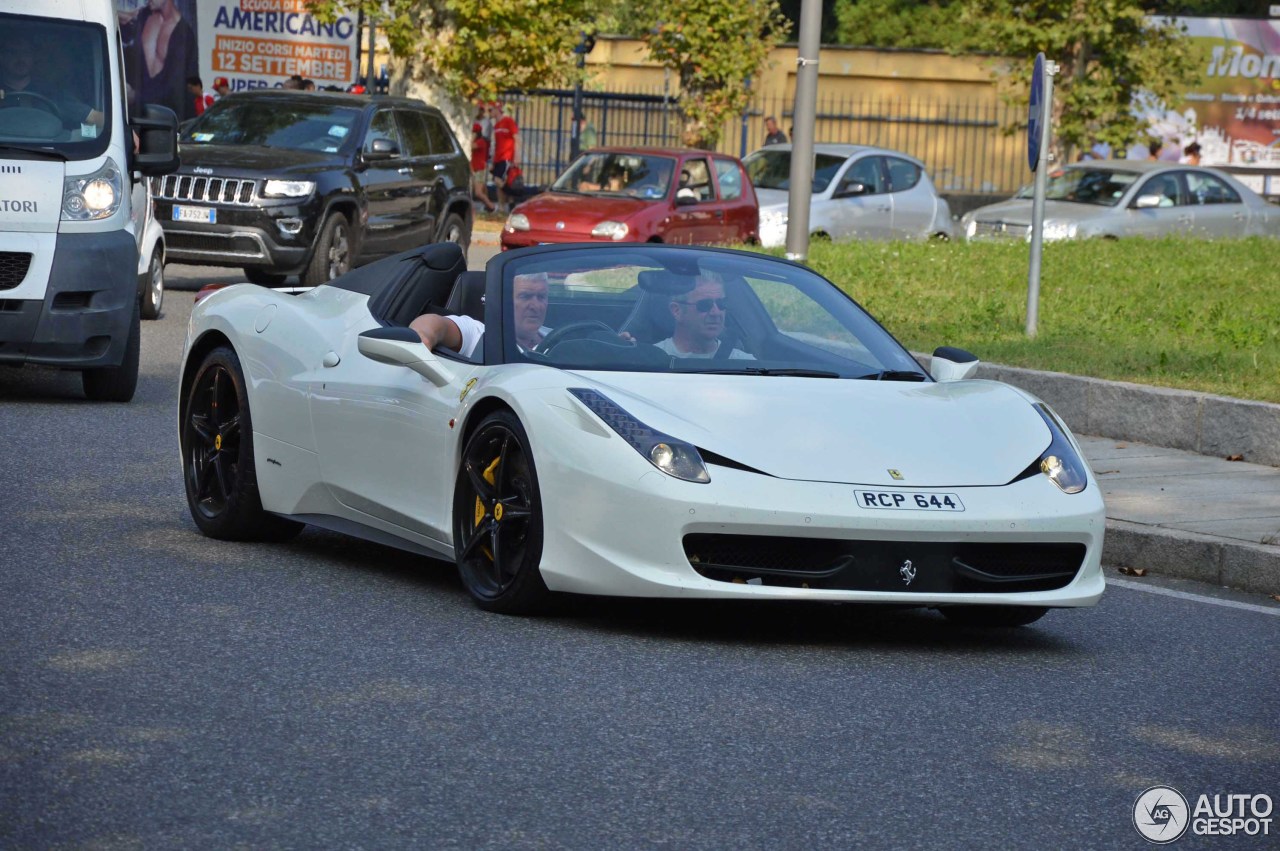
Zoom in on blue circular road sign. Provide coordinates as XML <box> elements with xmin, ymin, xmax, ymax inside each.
<box><xmin>1028</xmin><ymin>52</ymin><xmax>1045</xmax><ymax>172</ymax></box>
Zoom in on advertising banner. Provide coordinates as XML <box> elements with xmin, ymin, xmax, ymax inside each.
<box><xmin>199</xmin><ymin>0</ymin><xmax>360</xmax><ymax>93</ymax></box>
<box><xmin>116</xmin><ymin>0</ymin><xmax>202</xmax><ymax>122</ymax></box>
<box><xmin>1141</xmin><ymin>18</ymin><xmax>1280</xmax><ymax>167</ymax></box>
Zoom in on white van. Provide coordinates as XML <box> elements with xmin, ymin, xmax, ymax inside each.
<box><xmin>0</xmin><ymin>0</ymin><xmax>177</xmax><ymax>401</ymax></box>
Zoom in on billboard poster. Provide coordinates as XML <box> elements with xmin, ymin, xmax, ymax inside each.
<box><xmin>117</xmin><ymin>0</ymin><xmax>202</xmax><ymax>122</ymax></box>
<box><xmin>1140</xmin><ymin>18</ymin><xmax>1280</xmax><ymax>167</ymax></box>
<box><xmin>199</xmin><ymin>0</ymin><xmax>360</xmax><ymax>94</ymax></box>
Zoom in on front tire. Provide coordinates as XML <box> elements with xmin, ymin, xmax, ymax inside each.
<box><xmin>82</xmin><ymin>300</ymin><xmax>140</xmax><ymax>402</ymax></box>
<box><xmin>439</xmin><ymin>211</ymin><xmax>470</xmax><ymax>255</ymax></box>
<box><xmin>301</xmin><ymin>212</ymin><xmax>352</xmax><ymax>287</ymax></box>
<box><xmin>181</xmin><ymin>345</ymin><xmax>303</xmax><ymax>542</ymax></box>
<box><xmin>453</xmin><ymin>411</ymin><xmax>550</xmax><ymax>614</ymax></box>
<box><xmin>939</xmin><ymin>606</ymin><xmax>1049</xmax><ymax>628</ymax></box>
<box><xmin>140</xmin><ymin>247</ymin><xmax>164</xmax><ymax>320</ymax></box>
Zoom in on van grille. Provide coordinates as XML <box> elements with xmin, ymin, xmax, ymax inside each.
<box><xmin>156</xmin><ymin>174</ymin><xmax>257</xmax><ymax>205</ymax></box>
<box><xmin>0</xmin><ymin>252</ymin><xmax>33</xmax><ymax>290</ymax></box>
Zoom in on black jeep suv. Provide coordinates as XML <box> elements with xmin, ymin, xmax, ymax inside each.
<box><xmin>155</xmin><ymin>90</ymin><xmax>472</xmax><ymax>286</ymax></box>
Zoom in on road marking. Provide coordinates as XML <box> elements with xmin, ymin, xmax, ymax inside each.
<box><xmin>1109</xmin><ymin>577</ymin><xmax>1280</xmax><ymax>617</ymax></box>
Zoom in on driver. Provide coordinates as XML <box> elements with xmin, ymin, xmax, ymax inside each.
<box><xmin>410</xmin><ymin>271</ymin><xmax>550</xmax><ymax>356</ymax></box>
<box><xmin>655</xmin><ymin>274</ymin><xmax>753</xmax><ymax>359</ymax></box>
<box><xmin>0</xmin><ymin>31</ymin><xmax>103</xmax><ymax>131</ymax></box>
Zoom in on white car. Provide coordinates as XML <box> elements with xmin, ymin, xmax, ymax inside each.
<box><xmin>132</xmin><ymin>178</ymin><xmax>165</xmax><ymax>320</ymax></box>
<box><xmin>179</xmin><ymin>242</ymin><xmax>1103</xmax><ymax>626</ymax></box>
<box><xmin>744</xmin><ymin>143</ymin><xmax>955</xmax><ymax>247</ymax></box>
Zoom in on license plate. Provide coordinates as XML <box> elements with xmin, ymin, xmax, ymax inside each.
<box><xmin>857</xmin><ymin>490</ymin><xmax>965</xmax><ymax>511</ymax></box>
<box><xmin>173</xmin><ymin>205</ymin><xmax>216</xmax><ymax>224</ymax></box>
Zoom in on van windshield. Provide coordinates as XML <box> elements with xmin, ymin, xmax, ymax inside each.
<box><xmin>0</xmin><ymin>15</ymin><xmax>111</xmax><ymax>159</ymax></box>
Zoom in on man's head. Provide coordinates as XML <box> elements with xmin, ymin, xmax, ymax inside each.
<box><xmin>212</xmin><ymin>77</ymin><xmax>230</xmax><ymax>96</ymax></box>
<box><xmin>765</xmin><ymin>116</ymin><xmax>779</xmax><ymax>133</ymax></box>
<box><xmin>185</xmin><ymin>76</ymin><xmax>203</xmax><ymax>95</ymax></box>
<box><xmin>0</xmin><ymin>33</ymin><xmax>35</xmax><ymax>83</ymax></box>
<box><xmin>512</xmin><ymin>272</ymin><xmax>549</xmax><ymax>347</ymax></box>
<box><xmin>490</xmin><ymin>101</ymin><xmax>505</xmax><ymax>119</ymax></box>
<box><xmin>669</xmin><ymin>275</ymin><xmax>727</xmax><ymax>352</ymax></box>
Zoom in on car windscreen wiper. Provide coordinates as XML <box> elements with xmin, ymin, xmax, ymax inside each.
<box><xmin>696</xmin><ymin>366</ymin><xmax>842</xmax><ymax>378</ymax></box>
<box><xmin>0</xmin><ymin>144</ymin><xmax>67</xmax><ymax>160</ymax></box>
<box><xmin>860</xmin><ymin>369</ymin><xmax>929</xmax><ymax>382</ymax></box>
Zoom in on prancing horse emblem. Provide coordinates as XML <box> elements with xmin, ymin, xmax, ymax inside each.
<box><xmin>899</xmin><ymin>559</ymin><xmax>916</xmax><ymax>585</ymax></box>
<box><xmin>888</xmin><ymin>469</ymin><xmax>904</xmax><ymax>480</ymax></box>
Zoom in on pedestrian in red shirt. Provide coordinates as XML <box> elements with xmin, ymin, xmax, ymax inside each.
<box><xmin>490</xmin><ymin>101</ymin><xmax>519</xmax><ymax>212</ymax></box>
<box><xmin>186</xmin><ymin>75</ymin><xmax>214</xmax><ymax>115</ymax></box>
<box><xmin>471</xmin><ymin>104</ymin><xmax>496</xmax><ymax>211</ymax></box>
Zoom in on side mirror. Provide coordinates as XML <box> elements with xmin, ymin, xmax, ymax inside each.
<box><xmin>834</xmin><ymin>181</ymin><xmax>868</xmax><ymax>199</ymax></box>
<box><xmin>362</xmin><ymin>138</ymin><xmax>399</xmax><ymax>162</ymax></box>
<box><xmin>674</xmin><ymin>192</ymin><xmax>699</xmax><ymax>206</ymax></box>
<box><xmin>1134</xmin><ymin>194</ymin><xmax>1163</xmax><ymax>209</ymax></box>
<box><xmin>131</xmin><ymin>103</ymin><xmax>179</xmax><ymax>176</ymax></box>
<box><xmin>357</xmin><ymin>326</ymin><xmax>455</xmax><ymax>387</ymax></box>
<box><xmin>929</xmin><ymin>346</ymin><xmax>980</xmax><ymax>381</ymax></box>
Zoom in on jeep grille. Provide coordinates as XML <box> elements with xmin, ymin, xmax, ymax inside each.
<box><xmin>155</xmin><ymin>174</ymin><xmax>257</xmax><ymax>205</ymax></box>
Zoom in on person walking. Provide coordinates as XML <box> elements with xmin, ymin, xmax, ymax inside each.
<box><xmin>471</xmin><ymin>104</ymin><xmax>496</xmax><ymax>212</ymax></box>
<box><xmin>763</xmin><ymin>115</ymin><xmax>787</xmax><ymax>145</ymax></box>
<box><xmin>490</xmin><ymin>101</ymin><xmax>519</xmax><ymax>212</ymax></box>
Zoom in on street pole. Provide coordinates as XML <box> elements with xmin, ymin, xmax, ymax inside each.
<box><xmin>1026</xmin><ymin>57</ymin><xmax>1057</xmax><ymax>338</ymax></box>
<box><xmin>365</xmin><ymin>13</ymin><xmax>377</xmax><ymax>92</ymax></box>
<box><xmin>784</xmin><ymin>0</ymin><xmax>821</xmax><ymax>262</ymax></box>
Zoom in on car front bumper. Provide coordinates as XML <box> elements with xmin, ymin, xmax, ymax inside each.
<box><xmin>156</xmin><ymin>196</ymin><xmax>322</xmax><ymax>274</ymax></box>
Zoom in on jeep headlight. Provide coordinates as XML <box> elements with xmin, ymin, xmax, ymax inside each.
<box><xmin>62</xmin><ymin>158</ymin><xmax>123</xmax><ymax>221</ymax></box>
<box><xmin>1041</xmin><ymin>220</ymin><xmax>1078</xmax><ymax>241</ymax></box>
<box><xmin>569</xmin><ymin>388</ymin><xmax>709</xmax><ymax>482</ymax></box>
<box><xmin>507</xmin><ymin>213</ymin><xmax>530</xmax><ymax>232</ymax></box>
<box><xmin>262</xmin><ymin>179</ymin><xmax>315</xmax><ymax>198</ymax></box>
<box><xmin>1030</xmin><ymin>403</ymin><xmax>1088</xmax><ymax>493</ymax></box>
<box><xmin>591</xmin><ymin>220</ymin><xmax>629</xmax><ymax>240</ymax></box>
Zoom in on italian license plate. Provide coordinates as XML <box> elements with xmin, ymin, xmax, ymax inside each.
<box><xmin>173</xmin><ymin>205</ymin><xmax>216</xmax><ymax>224</ymax></box>
<box><xmin>857</xmin><ymin>490</ymin><xmax>965</xmax><ymax>511</ymax></box>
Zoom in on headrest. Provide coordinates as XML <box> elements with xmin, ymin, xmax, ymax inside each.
<box><xmin>422</xmin><ymin>241</ymin><xmax>465</xmax><ymax>271</ymax></box>
<box><xmin>446</xmin><ymin>271</ymin><xmax>486</xmax><ymax>322</ymax></box>
<box><xmin>637</xmin><ymin>270</ymin><xmax>696</xmax><ymax>296</ymax></box>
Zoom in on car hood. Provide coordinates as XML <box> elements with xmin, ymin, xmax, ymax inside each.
<box><xmin>175</xmin><ymin>144</ymin><xmax>345</xmax><ymax>176</ymax></box>
<box><xmin>754</xmin><ymin>187</ymin><xmax>818</xmax><ymax>211</ymax></box>
<box><xmin>969</xmin><ymin>199</ymin><xmax>1112</xmax><ymax>226</ymax></box>
<box><xmin>571</xmin><ymin>373</ymin><xmax>1050</xmax><ymax>487</ymax></box>
<box><xmin>515</xmin><ymin>191</ymin><xmax>655</xmax><ymax>225</ymax></box>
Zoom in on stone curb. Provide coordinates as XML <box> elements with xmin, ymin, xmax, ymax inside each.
<box><xmin>1104</xmin><ymin>519</ymin><xmax>1280</xmax><ymax>597</ymax></box>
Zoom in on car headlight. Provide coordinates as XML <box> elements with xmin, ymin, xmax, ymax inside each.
<box><xmin>569</xmin><ymin>388</ymin><xmax>709</xmax><ymax>483</ymax></box>
<box><xmin>507</xmin><ymin>213</ymin><xmax>530</xmax><ymax>232</ymax></box>
<box><xmin>1029</xmin><ymin>403</ymin><xmax>1088</xmax><ymax>493</ymax></box>
<box><xmin>62</xmin><ymin>158</ymin><xmax>123</xmax><ymax>221</ymax></box>
<box><xmin>1041</xmin><ymin>220</ymin><xmax>1078</xmax><ymax>241</ymax></box>
<box><xmin>261</xmin><ymin>179</ymin><xmax>315</xmax><ymax>198</ymax></box>
<box><xmin>760</xmin><ymin>209</ymin><xmax>787</xmax><ymax>228</ymax></box>
<box><xmin>591</xmin><ymin>220</ymin><xmax>629</xmax><ymax>240</ymax></box>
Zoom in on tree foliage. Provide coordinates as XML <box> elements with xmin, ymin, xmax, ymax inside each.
<box><xmin>641</xmin><ymin>0</ymin><xmax>790</xmax><ymax>148</ymax></box>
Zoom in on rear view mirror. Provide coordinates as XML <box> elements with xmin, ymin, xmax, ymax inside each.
<box><xmin>131</xmin><ymin>104</ymin><xmax>179</xmax><ymax>176</ymax></box>
<box><xmin>358</xmin><ymin>326</ymin><xmax>454</xmax><ymax>387</ymax></box>
<box><xmin>1134</xmin><ymin>194</ymin><xmax>1163</xmax><ymax>209</ymax></box>
<box><xmin>930</xmin><ymin>346</ymin><xmax>980</xmax><ymax>381</ymax></box>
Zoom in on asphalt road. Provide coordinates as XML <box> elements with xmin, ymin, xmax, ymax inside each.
<box><xmin>1</xmin><ymin>259</ymin><xmax>1278</xmax><ymax>849</ymax></box>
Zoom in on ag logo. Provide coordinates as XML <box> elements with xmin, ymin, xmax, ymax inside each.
<box><xmin>1133</xmin><ymin>785</ymin><xmax>1189</xmax><ymax>843</ymax></box>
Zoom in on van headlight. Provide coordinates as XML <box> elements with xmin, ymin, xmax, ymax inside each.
<box><xmin>569</xmin><ymin>388</ymin><xmax>709</xmax><ymax>482</ymax></box>
<box><xmin>62</xmin><ymin>158</ymin><xmax>123</xmax><ymax>221</ymax></box>
<box><xmin>262</xmin><ymin>179</ymin><xmax>315</xmax><ymax>198</ymax></box>
<box><xmin>591</xmin><ymin>220</ymin><xmax>629</xmax><ymax>240</ymax></box>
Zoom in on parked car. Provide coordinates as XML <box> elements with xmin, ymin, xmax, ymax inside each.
<box><xmin>743</xmin><ymin>143</ymin><xmax>954</xmax><ymax>246</ymax></box>
<box><xmin>178</xmin><ymin>240</ymin><xmax>1104</xmax><ymax>625</ymax></box>
<box><xmin>501</xmin><ymin>148</ymin><xmax>758</xmax><ymax>249</ymax></box>
<box><xmin>131</xmin><ymin>178</ymin><xmax>165</xmax><ymax>320</ymax></box>
<box><xmin>156</xmin><ymin>90</ymin><xmax>472</xmax><ymax>286</ymax></box>
<box><xmin>961</xmin><ymin>161</ymin><xmax>1280</xmax><ymax>241</ymax></box>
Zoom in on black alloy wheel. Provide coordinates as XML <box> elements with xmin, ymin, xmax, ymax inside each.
<box><xmin>453</xmin><ymin>411</ymin><xmax>549</xmax><ymax>614</ymax></box>
<box><xmin>302</xmin><ymin>213</ymin><xmax>352</xmax><ymax>287</ymax></box>
<box><xmin>182</xmin><ymin>346</ymin><xmax>302</xmax><ymax>541</ymax></box>
<box><xmin>440</xmin><ymin>212</ymin><xmax>470</xmax><ymax>254</ymax></box>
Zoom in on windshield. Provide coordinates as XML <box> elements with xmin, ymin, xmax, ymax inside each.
<box><xmin>494</xmin><ymin>246</ymin><xmax>927</xmax><ymax>380</ymax></box>
<box><xmin>0</xmin><ymin>15</ymin><xmax>111</xmax><ymax>159</ymax></box>
<box><xmin>552</xmin><ymin>152</ymin><xmax>676</xmax><ymax>199</ymax></box>
<box><xmin>1016</xmin><ymin>168</ymin><xmax>1139</xmax><ymax>206</ymax></box>
<box><xmin>743</xmin><ymin>149</ymin><xmax>850</xmax><ymax>193</ymax></box>
<box><xmin>181</xmin><ymin>100</ymin><xmax>362</xmax><ymax>152</ymax></box>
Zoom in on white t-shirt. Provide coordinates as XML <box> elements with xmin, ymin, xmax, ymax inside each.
<box><xmin>444</xmin><ymin>314</ymin><xmax>484</xmax><ymax>358</ymax></box>
<box><xmin>654</xmin><ymin>337</ymin><xmax>753</xmax><ymax>360</ymax></box>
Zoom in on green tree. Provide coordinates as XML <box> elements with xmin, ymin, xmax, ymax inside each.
<box><xmin>834</xmin><ymin>0</ymin><xmax>978</xmax><ymax>50</ymax></box>
<box><xmin>640</xmin><ymin>0</ymin><xmax>790</xmax><ymax>148</ymax></box>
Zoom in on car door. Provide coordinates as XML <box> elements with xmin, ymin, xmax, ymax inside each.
<box><xmin>1184</xmin><ymin>170</ymin><xmax>1250</xmax><ymax>237</ymax></box>
<box><xmin>711</xmin><ymin>156</ymin><xmax>755</xmax><ymax>243</ymax></box>
<box><xmin>825</xmin><ymin>155</ymin><xmax>894</xmax><ymax>240</ymax></box>
<box><xmin>1126</xmin><ymin>171</ymin><xmax>1194</xmax><ymax>237</ymax></box>
<box><xmin>665</xmin><ymin>155</ymin><xmax>719</xmax><ymax>244</ymax></box>
<box><xmin>358</xmin><ymin>107</ymin><xmax>416</xmax><ymax>258</ymax></box>
<box><xmin>396</xmin><ymin>108</ymin><xmax>450</xmax><ymax>244</ymax></box>
<box><xmin>883</xmin><ymin>156</ymin><xmax>935</xmax><ymax>238</ymax></box>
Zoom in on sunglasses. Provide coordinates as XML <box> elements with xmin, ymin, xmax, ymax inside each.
<box><xmin>679</xmin><ymin>297</ymin><xmax>727</xmax><ymax>312</ymax></box>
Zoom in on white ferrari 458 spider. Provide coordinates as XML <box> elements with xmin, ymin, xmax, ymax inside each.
<box><xmin>179</xmin><ymin>241</ymin><xmax>1104</xmax><ymax>626</ymax></box>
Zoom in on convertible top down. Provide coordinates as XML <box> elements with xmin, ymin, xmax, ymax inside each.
<box><xmin>178</xmin><ymin>241</ymin><xmax>1104</xmax><ymax>626</ymax></box>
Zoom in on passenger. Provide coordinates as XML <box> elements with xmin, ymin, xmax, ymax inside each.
<box><xmin>655</xmin><ymin>275</ymin><xmax>753</xmax><ymax>359</ymax></box>
<box><xmin>410</xmin><ymin>272</ymin><xmax>549</xmax><ymax>356</ymax></box>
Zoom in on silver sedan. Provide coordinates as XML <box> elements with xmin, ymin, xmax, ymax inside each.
<box><xmin>744</xmin><ymin>143</ymin><xmax>954</xmax><ymax>246</ymax></box>
<box><xmin>962</xmin><ymin>161</ymin><xmax>1280</xmax><ymax>241</ymax></box>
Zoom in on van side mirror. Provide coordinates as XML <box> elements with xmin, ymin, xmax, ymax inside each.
<box><xmin>929</xmin><ymin>346</ymin><xmax>980</xmax><ymax>381</ymax></box>
<box><xmin>131</xmin><ymin>104</ymin><xmax>179</xmax><ymax>176</ymax></box>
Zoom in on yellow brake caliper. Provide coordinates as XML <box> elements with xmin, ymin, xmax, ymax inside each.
<box><xmin>473</xmin><ymin>455</ymin><xmax>502</xmax><ymax>561</ymax></box>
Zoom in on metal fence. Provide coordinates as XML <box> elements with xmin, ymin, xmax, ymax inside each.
<box><xmin>504</xmin><ymin>87</ymin><xmax>1029</xmax><ymax>196</ymax></box>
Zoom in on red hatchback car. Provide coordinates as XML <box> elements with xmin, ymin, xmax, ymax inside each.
<box><xmin>501</xmin><ymin>147</ymin><xmax>759</xmax><ymax>249</ymax></box>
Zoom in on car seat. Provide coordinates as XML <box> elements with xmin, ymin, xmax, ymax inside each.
<box><xmin>446</xmin><ymin>271</ymin><xmax>486</xmax><ymax>322</ymax></box>
<box><xmin>617</xmin><ymin>270</ymin><xmax>695</xmax><ymax>343</ymax></box>
<box><xmin>366</xmin><ymin>242</ymin><xmax>466</xmax><ymax>327</ymax></box>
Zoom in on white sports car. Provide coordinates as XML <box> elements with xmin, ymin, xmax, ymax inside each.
<box><xmin>179</xmin><ymin>242</ymin><xmax>1104</xmax><ymax>626</ymax></box>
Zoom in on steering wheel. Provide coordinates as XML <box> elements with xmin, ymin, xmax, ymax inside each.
<box><xmin>5</xmin><ymin>90</ymin><xmax>61</xmax><ymax>117</ymax></box>
<box><xmin>536</xmin><ymin>320</ymin><xmax>626</xmax><ymax>354</ymax></box>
